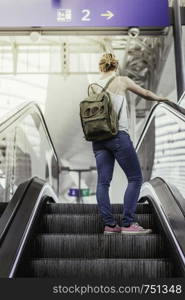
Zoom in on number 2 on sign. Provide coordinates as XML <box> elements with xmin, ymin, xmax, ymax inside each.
<box><xmin>81</xmin><ymin>9</ymin><xmax>91</xmax><ymax>21</ymax></box>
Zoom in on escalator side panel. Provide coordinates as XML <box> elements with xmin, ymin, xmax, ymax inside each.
<box><xmin>0</xmin><ymin>178</ymin><xmax>55</xmax><ymax>278</ymax></box>
<box><xmin>140</xmin><ymin>178</ymin><xmax>185</xmax><ymax>277</ymax></box>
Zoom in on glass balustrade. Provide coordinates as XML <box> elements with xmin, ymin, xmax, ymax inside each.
<box><xmin>0</xmin><ymin>103</ymin><xmax>59</xmax><ymax>202</ymax></box>
<box><xmin>137</xmin><ymin>103</ymin><xmax>185</xmax><ymax>199</ymax></box>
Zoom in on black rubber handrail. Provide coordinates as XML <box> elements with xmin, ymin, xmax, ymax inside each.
<box><xmin>140</xmin><ymin>177</ymin><xmax>185</xmax><ymax>277</ymax></box>
<box><xmin>0</xmin><ymin>101</ymin><xmax>60</xmax><ymax>195</ymax></box>
<box><xmin>0</xmin><ymin>177</ymin><xmax>58</xmax><ymax>278</ymax></box>
<box><xmin>0</xmin><ymin>180</ymin><xmax>31</xmax><ymax>244</ymax></box>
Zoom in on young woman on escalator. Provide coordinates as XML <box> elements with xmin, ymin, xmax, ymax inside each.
<box><xmin>91</xmin><ymin>53</ymin><xmax>172</xmax><ymax>234</ymax></box>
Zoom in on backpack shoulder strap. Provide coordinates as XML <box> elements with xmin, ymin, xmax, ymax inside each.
<box><xmin>104</xmin><ymin>76</ymin><xmax>116</xmax><ymax>91</ymax></box>
<box><xmin>118</xmin><ymin>98</ymin><xmax>124</xmax><ymax>121</ymax></box>
<box><xmin>88</xmin><ymin>83</ymin><xmax>104</xmax><ymax>96</ymax></box>
<box><xmin>87</xmin><ymin>75</ymin><xmax>116</xmax><ymax>96</ymax></box>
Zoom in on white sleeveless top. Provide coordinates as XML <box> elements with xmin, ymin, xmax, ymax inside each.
<box><xmin>93</xmin><ymin>75</ymin><xmax>130</xmax><ymax>134</ymax></box>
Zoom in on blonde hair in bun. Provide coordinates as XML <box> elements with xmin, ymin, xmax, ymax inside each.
<box><xmin>99</xmin><ymin>53</ymin><xmax>118</xmax><ymax>73</ymax></box>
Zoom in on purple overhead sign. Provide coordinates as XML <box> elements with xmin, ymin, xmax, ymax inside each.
<box><xmin>0</xmin><ymin>0</ymin><xmax>169</xmax><ymax>28</ymax></box>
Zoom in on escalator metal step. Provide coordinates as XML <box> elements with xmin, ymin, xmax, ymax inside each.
<box><xmin>29</xmin><ymin>233</ymin><xmax>165</xmax><ymax>258</ymax></box>
<box><xmin>21</xmin><ymin>258</ymin><xmax>174</xmax><ymax>279</ymax></box>
<box><xmin>38</xmin><ymin>214</ymin><xmax>156</xmax><ymax>234</ymax></box>
<box><xmin>44</xmin><ymin>203</ymin><xmax>151</xmax><ymax>215</ymax></box>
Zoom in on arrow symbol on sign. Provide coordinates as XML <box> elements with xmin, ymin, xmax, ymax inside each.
<box><xmin>101</xmin><ymin>10</ymin><xmax>114</xmax><ymax>20</ymax></box>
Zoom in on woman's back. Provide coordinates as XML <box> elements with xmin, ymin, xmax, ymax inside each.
<box><xmin>94</xmin><ymin>73</ymin><xmax>130</xmax><ymax>134</ymax></box>
<box><xmin>98</xmin><ymin>74</ymin><xmax>128</xmax><ymax>95</ymax></box>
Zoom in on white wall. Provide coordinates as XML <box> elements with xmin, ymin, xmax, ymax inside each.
<box><xmin>45</xmin><ymin>74</ymin><xmax>97</xmax><ymax>168</ymax></box>
<box><xmin>44</xmin><ymin>74</ymin><xmax>98</xmax><ymax>201</ymax></box>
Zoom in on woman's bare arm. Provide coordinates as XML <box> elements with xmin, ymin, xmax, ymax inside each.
<box><xmin>123</xmin><ymin>76</ymin><xmax>171</xmax><ymax>102</ymax></box>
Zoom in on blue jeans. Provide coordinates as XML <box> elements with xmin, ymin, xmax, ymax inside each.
<box><xmin>92</xmin><ymin>130</ymin><xmax>143</xmax><ymax>227</ymax></box>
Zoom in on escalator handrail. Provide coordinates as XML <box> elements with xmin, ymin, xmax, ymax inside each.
<box><xmin>140</xmin><ymin>177</ymin><xmax>185</xmax><ymax>276</ymax></box>
<box><xmin>0</xmin><ymin>101</ymin><xmax>60</xmax><ymax>194</ymax></box>
<box><xmin>136</xmin><ymin>100</ymin><xmax>185</xmax><ymax>151</ymax></box>
<box><xmin>0</xmin><ymin>177</ymin><xmax>58</xmax><ymax>278</ymax></box>
<box><xmin>0</xmin><ymin>180</ymin><xmax>31</xmax><ymax>243</ymax></box>
<box><xmin>0</xmin><ymin>101</ymin><xmax>43</xmax><ymax>129</ymax></box>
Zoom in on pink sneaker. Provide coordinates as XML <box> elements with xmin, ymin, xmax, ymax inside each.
<box><xmin>121</xmin><ymin>222</ymin><xmax>152</xmax><ymax>234</ymax></box>
<box><xmin>104</xmin><ymin>225</ymin><xmax>121</xmax><ymax>234</ymax></box>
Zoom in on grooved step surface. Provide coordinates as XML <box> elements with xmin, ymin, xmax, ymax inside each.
<box><xmin>38</xmin><ymin>213</ymin><xmax>155</xmax><ymax>234</ymax></box>
<box><xmin>29</xmin><ymin>234</ymin><xmax>165</xmax><ymax>259</ymax></box>
<box><xmin>44</xmin><ymin>203</ymin><xmax>151</xmax><ymax>215</ymax></box>
<box><xmin>20</xmin><ymin>258</ymin><xmax>174</xmax><ymax>279</ymax></box>
<box><xmin>15</xmin><ymin>203</ymin><xmax>176</xmax><ymax>279</ymax></box>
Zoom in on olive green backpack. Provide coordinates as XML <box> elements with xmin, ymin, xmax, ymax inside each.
<box><xmin>80</xmin><ymin>76</ymin><xmax>123</xmax><ymax>141</ymax></box>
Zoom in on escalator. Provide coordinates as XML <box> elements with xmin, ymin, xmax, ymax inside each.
<box><xmin>0</xmin><ymin>100</ymin><xmax>185</xmax><ymax>281</ymax></box>
<box><xmin>15</xmin><ymin>190</ymin><xmax>182</xmax><ymax>279</ymax></box>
